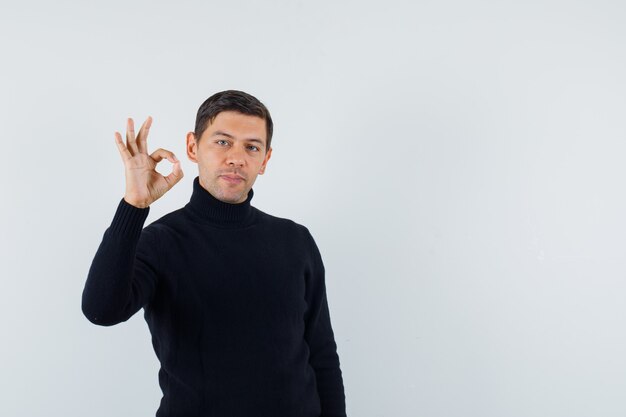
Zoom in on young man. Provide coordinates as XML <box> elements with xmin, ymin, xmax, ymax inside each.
<box><xmin>81</xmin><ymin>90</ymin><xmax>347</xmax><ymax>417</ymax></box>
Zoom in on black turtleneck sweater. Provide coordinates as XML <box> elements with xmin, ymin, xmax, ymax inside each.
<box><xmin>81</xmin><ymin>177</ymin><xmax>346</xmax><ymax>417</ymax></box>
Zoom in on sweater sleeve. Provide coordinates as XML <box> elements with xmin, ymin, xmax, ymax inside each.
<box><xmin>81</xmin><ymin>198</ymin><xmax>160</xmax><ymax>326</ymax></box>
<box><xmin>303</xmin><ymin>230</ymin><xmax>347</xmax><ymax>417</ymax></box>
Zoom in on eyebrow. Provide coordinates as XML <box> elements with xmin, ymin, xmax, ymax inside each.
<box><xmin>211</xmin><ymin>130</ymin><xmax>265</xmax><ymax>146</ymax></box>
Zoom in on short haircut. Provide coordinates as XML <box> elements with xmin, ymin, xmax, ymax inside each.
<box><xmin>194</xmin><ymin>90</ymin><xmax>274</xmax><ymax>151</ymax></box>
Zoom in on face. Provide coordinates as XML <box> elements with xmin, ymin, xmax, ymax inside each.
<box><xmin>186</xmin><ymin>111</ymin><xmax>272</xmax><ymax>204</ymax></box>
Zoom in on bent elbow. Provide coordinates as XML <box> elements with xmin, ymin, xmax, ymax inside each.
<box><xmin>81</xmin><ymin>297</ymin><xmax>125</xmax><ymax>327</ymax></box>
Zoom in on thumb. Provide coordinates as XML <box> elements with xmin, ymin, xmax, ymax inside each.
<box><xmin>163</xmin><ymin>160</ymin><xmax>184</xmax><ymax>189</ymax></box>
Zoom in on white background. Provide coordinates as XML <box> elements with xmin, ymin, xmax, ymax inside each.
<box><xmin>2</xmin><ymin>1</ymin><xmax>626</xmax><ymax>416</ymax></box>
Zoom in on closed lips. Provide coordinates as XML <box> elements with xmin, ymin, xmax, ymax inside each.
<box><xmin>220</xmin><ymin>174</ymin><xmax>245</xmax><ymax>182</ymax></box>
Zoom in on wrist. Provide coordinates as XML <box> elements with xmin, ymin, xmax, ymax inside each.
<box><xmin>123</xmin><ymin>196</ymin><xmax>150</xmax><ymax>209</ymax></box>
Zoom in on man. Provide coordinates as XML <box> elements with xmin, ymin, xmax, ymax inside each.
<box><xmin>81</xmin><ymin>90</ymin><xmax>347</xmax><ymax>417</ymax></box>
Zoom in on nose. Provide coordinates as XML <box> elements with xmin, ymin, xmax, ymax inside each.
<box><xmin>226</xmin><ymin>144</ymin><xmax>245</xmax><ymax>168</ymax></box>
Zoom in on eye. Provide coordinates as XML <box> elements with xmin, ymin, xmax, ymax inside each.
<box><xmin>247</xmin><ymin>145</ymin><xmax>260</xmax><ymax>152</ymax></box>
<box><xmin>216</xmin><ymin>140</ymin><xmax>229</xmax><ymax>146</ymax></box>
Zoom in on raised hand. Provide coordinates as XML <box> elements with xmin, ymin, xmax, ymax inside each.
<box><xmin>114</xmin><ymin>117</ymin><xmax>184</xmax><ymax>208</ymax></box>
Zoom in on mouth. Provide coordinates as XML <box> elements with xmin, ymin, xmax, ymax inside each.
<box><xmin>219</xmin><ymin>174</ymin><xmax>245</xmax><ymax>184</ymax></box>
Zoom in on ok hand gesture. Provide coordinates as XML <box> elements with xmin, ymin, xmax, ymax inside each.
<box><xmin>114</xmin><ymin>117</ymin><xmax>184</xmax><ymax>208</ymax></box>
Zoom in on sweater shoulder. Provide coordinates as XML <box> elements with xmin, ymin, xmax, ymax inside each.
<box><xmin>141</xmin><ymin>207</ymin><xmax>187</xmax><ymax>234</ymax></box>
<box><xmin>254</xmin><ymin>207</ymin><xmax>312</xmax><ymax>236</ymax></box>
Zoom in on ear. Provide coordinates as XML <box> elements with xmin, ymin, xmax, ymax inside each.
<box><xmin>186</xmin><ymin>132</ymin><xmax>198</xmax><ymax>163</ymax></box>
<box><xmin>259</xmin><ymin>147</ymin><xmax>272</xmax><ymax>175</ymax></box>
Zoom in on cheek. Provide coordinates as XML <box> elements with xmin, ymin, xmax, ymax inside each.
<box><xmin>201</xmin><ymin>152</ymin><xmax>221</xmax><ymax>164</ymax></box>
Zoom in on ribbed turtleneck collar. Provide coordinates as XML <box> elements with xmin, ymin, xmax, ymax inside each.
<box><xmin>185</xmin><ymin>176</ymin><xmax>255</xmax><ymax>226</ymax></box>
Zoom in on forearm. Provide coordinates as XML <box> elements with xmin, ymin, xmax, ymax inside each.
<box><xmin>308</xmin><ymin>303</ymin><xmax>347</xmax><ymax>417</ymax></box>
<box><xmin>81</xmin><ymin>198</ymin><xmax>155</xmax><ymax>326</ymax></box>
<box><xmin>303</xmin><ymin>229</ymin><xmax>347</xmax><ymax>416</ymax></box>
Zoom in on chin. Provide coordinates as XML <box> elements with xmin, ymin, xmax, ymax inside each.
<box><xmin>200</xmin><ymin>177</ymin><xmax>245</xmax><ymax>204</ymax></box>
<box><xmin>216</xmin><ymin>189</ymin><xmax>247</xmax><ymax>204</ymax></box>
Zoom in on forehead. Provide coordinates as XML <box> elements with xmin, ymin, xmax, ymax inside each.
<box><xmin>204</xmin><ymin>111</ymin><xmax>267</xmax><ymax>143</ymax></box>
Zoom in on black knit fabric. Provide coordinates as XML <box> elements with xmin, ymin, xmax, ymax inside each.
<box><xmin>82</xmin><ymin>176</ymin><xmax>346</xmax><ymax>417</ymax></box>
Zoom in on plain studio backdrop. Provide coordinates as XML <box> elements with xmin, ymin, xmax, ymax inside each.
<box><xmin>2</xmin><ymin>0</ymin><xmax>626</xmax><ymax>416</ymax></box>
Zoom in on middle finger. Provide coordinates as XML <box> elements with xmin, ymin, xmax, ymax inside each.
<box><xmin>136</xmin><ymin>116</ymin><xmax>152</xmax><ymax>154</ymax></box>
<box><xmin>126</xmin><ymin>118</ymin><xmax>139</xmax><ymax>155</ymax></box>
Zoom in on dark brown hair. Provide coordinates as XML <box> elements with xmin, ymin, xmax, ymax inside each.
<box><xmin>194</xmin><ymin>90</ymin><xmax>273</xmax><ymax>151</ymax></box>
